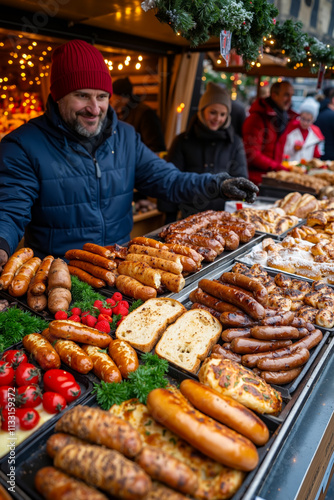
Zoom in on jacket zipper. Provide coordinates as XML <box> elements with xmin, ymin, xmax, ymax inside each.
<box><xmin>92</xmin><ymin>156</ymin><xmax>105</xmax><ymax>242</ymax></box>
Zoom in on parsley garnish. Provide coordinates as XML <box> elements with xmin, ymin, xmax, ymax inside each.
<box><xmin>0</xmin><ymin>307</ymin><xmax>48</xmax><ymax>351</ymax></box>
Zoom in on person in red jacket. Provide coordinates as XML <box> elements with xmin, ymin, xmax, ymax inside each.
<box><xmin>242</xmin><ymin>80</ymin><xmax>297</xmax><ymax>185</ymax></box>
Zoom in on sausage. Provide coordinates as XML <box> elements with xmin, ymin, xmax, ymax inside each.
<box><xmin>207</xmin><ymin>227</ymin><xmax>240</xmax><ymax>250</ymax></box>
<box><xmin>260</xmin><ymin>367</ymin><xmax>303</xmax><ymax>385</ymax></box>
<box><xmin>55</xmin><ymin>405</ymin><xmax>142</xmax><ymax>457</ymax></box>
<box><xmin>221</xmin><ymin>328</ymin><xmax>251</xmax><ymax>342</ymax></box>
<box><xmin>257</xmin><ymin>347</ymin><xmax>310</xmax><ymax>371</ymax></box>
<box><xmin>49</xmin><ymin>320</ymin><xmax>111</xmax><ymax>348</ymax></box>
<box><xmin>68</xmin><ymin>260</ymin><xmax>116</xmax><ymax>287</ymax></box>
<box><xmin>0</xmin><ymin>247</ymin><xmax>34</xmax><ymax>290</ymax></box>
<box><xmin>35</xmin><ymin>466</ymin><xmax>108</xmax><ymax>500</ymax></box>
<box><xmin>220</xmin><ymin>272</ymin><xmax>268</xmax><ymax>306</ymax></box>
<box><xmin>260</xmin><ymin>311</ymin><xmax>295</xmax><ymax>326</ymax></box>
<box><xmin>82</xmin><ymin>345</ymin><xmax>122</xmax><ymax>383</ymax></box>
<box><xmin>53</xmin><ymin>443</ymin><xmax>151</xmax><ymax>499</ymax></box>
<box><xmin>189</xmin><ymin>234</ymin><xmax>224</xmax><ymax>254</ymax></box>
<box><xmin>47</xmin><ymin>258</ymin><xmax>72</xmax><ymax>291</ymax></box>
<box><xmin>30</xmin><ymin>255</ymin><xmax>54</xmax><ymax>296</ymax></box>
<box><xmin>53</xmin><ymin>339</ymin><xmax>94</xmax><ymax>374</ymax></box>
<box><xmin>219</xmin><ymin>311</ymin><xmax>257</xmax><ymax>327</ymax></box>
<box><xmin>46</xmin><ymin>433</ymin><xmax>87</xmax><ymax>458</ymax></box>
<box><xmin>198</xmin><ymin>279</ymin><xmax>266</xmax><ymax>320</ymax></box>
<box><xmin>8</xmin><ymin>257</ymin><xmax>41</xmax><ymax>297</ymax></box>
<box><xmin>83</xmin><ymin>243</ymin><xmax>113</xmax><ymax>259</ymax></box>
<box><xmin>164</xmin><ymin>236</ymin><xmax>217</xmax><ymax>262</ymax></box>
<box><xmin>250</xmin><ymin>325</ymin><xmax>300</xmax><ymax>340</ymax></box>
<box><xmin>40</xmin><ymin>327</ymin><xmax>57</xmax><ymax>343</ymax></box>
<box><xmin>117</xmin><ymin>261</ymin><xmax>161</xmax><ymax>289</ymax></box>
<box><xmin>154</xmin><ymin>269</ymin><xmax>185</xmax><ymax>293</ymax></box>
<box><xmin>105</xmin><ymin>244</ymin><xmax>128</xmax><ymax>260</ymax></box>
<box><xmin>189</xmin><ymin>288</ymin><xmax>243</xmax><ymax>313</ymax></box>
<box><xmin>211</xmin><ymin>344</ymin><xmax>242</xmax><ymax>363</ymax></box>
<box><xmin>128</xmin><ymin>245</ymin><xmax>182</xmax><ymax>264</ymax></box>
<box><xmin>164</xmin><ymin>243</ymin><xmax>203</xmax><ymax>267</ymax></box>
<box><xmin>231</xmin><ymin>337</ymin><xmax>292</xmax><ymax>354</ymax></box>
<box><xmin>108</xmin><ymin>339</ymin><xmax>139</xmax><ymax>378</ymax></box>
<box><xmin>64</xmin><ymin>249</ymin><xmax>116</xmax><ymax>270</ymax></box>
<box><xmin>125</xmin><ymin>253</ymin><xmax>183</xmax><ymax>275</ymax></box>
<box><xmin>116</xmin><ymin>275</ymin><xmax>157</xmax><ymax>301</ymax></box>
<box><xmin>179</xmin><ymin>379</ymin><xmax>269</xmax><ymax>446</ymax></box>
<box><xmin>289</xmin><ymin>329</ymin><xmax>323</xmax><ymax>350</ymax></box>
<box><xmin>135</xmin><ymin>446</ymin><xmax>198</xmax><ymax>495</ymax></box>
<box><xmin>297</xmin><ymin>327</ymin><xmax>310</xmax><ymax>338</ymax></box>
<box><xmin>22</xmin><ymin>333</ymin><xmax>61</xmax><ymax>370</ymax></box>
<box><xmin>191</xmin><ymin>302</ymin><xmax>221</xmax><ymax>320</ymax></box>
<box><xmin>213</xmin><ymin>221</ymin><xmax>255</xmax><ymax>242</ymax></box>
<box><xmin>68</xmin><ymin>265</ymin><xmax>106</xmax><ymax>288</ymax></box>
<box><xmin>128</xmin><ymin>236</ymin><xmax>169</xmax><ymax>250</ymax></box>
<box><xmin>147</xmin><ymin>387</ymin><xmax>259</xmax><ymax>472</ymax></box>
<box><xmin>27</xmin><ymin>275</ymin><xmax>47</xmax><ymax>312</ymax></box>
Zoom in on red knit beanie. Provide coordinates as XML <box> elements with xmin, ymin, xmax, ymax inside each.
<box><xmin>50</xmin><ymin>39</ymin><xmax>113</xmax><ymax>101</ymax></box>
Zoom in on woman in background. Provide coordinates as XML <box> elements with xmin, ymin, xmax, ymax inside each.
<box><xmin>158</xmin><ymin>82</ymin><xmax>248</xmax><ymax>222</ymax></box>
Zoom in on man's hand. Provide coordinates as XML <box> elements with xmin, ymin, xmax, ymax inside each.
<box><xmin>221</xmin><ymin>177</ymin><xmax>259</xmax><ymax>203</ymax></box>
<box><xmin>0</xmin><ymin>250</ymin><xmax>8</xmax><ymax>273</ymax></box>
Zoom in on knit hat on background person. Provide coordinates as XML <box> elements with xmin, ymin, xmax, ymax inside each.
<box><xmin>50</xmin><ymin>39</ymin><xmax>113</xmax><ymax>102</ymax></box>
<box><xmin>299</xmin><ymin>97</ymin><xmax>320</xmax><ymax>120</ymax></box>
<box><xmin>112</xmin><ymin>77</ymin><xmax>133</xmax><ymax>97</ymax></box>
<box><xmin>198</xmin><ymin>82</ymin><xmax>232</xmax><ymax>113</ymax></box>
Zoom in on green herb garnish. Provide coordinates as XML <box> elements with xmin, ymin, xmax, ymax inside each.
<box><xmin>70</xmin><ymin>275</ymin><xmax>105</xmax><ymax>312</ymax></box>
<box><xmin>0</xmin><ymin>306</ymin><xmax>49</xmax><ymax>352</ymax></box>
<box><xmin>129</xmin><ymin>299</ymin><xmax>143</xmax><ymax>312</ymax></box>
<box><xmin>93</xmin><ymin>353</ymin><xmax>169</xmax><ymax>410</ymax></box>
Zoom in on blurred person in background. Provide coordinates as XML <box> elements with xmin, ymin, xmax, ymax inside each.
<box><xmin>242</xmin><ymin>80</ymin><xmax>297</xmax><ymax>185</ymax></box>
<box><xmin>110</xmin><ymin>76</ymin><xmax>166</xmax><ymax>152</ymax></box>
<box><xmin>280</xmin><ymin>97</ymin><xmax>324</xmax><ymax>163</ymax></box>
<box><xmin>315</xmin><ymin>88</ymin><xmax>334</xmax><ymax>160</ymax></box>
<box><xmin>158</xmin><ymin>82</ymin><xmax>248</xmax><ymax>223</ymax></box>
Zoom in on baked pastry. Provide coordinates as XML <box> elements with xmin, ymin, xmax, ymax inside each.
<box><xmin>292</xmin><ymin>193</ymin><xmax>319</xmax><ymax>218</ymax></box>
<box><xmin>276</xmin><ymin>192</ymin><xmax>302</xmax><ymax>214</ymax></box>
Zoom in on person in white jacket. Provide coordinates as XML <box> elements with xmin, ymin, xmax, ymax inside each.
<box><xmin>281</xmin><ymin>97</ymin><xmax>324</xmax><ymax>163</ymax></box>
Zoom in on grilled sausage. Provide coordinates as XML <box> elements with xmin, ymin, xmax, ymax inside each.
<box><xmin>219</xmin><ymin>311</ymin><xmax>257</xmax><ymax>327</ymax></box>
<box><xmin>0</xmin><ymin>247</ymin><xmax>34</xmax><ymax>290</ymax></box>
<box><xmin>128</xmin><ymin>237</ymin><xmax>168</xmax><ymax>250</ymax></box>
<box><xmin>260</xmin><ymin>367</ymin><xmax>303</xmax><ymax>385</ymax></box>
<box><xmin>191</xmin><ymin>303</ymin><xmax>221</xmax><ymax>320</ymax></box>
<box><xmin>68</xmin><ymin>265</ymin><xmax>106</xmax><ymax>288</ymax></box>
<box><xmin>250</xmin><ymin>326</ymin><xmax>300</xmax><ymax>341</ymax></box>
<box><xmin>64</xmin><ymin>249</ymin><xmax>116</xmax><ymax>270</ymax></box>
<box><xmin>220</xmin><ymin>272</ymin><xmax>268</xmax><ymax>305</ymax></box>
<box><xmin>46</xmin><ymin>433</ymin><xmax>87</xmax><ymax>458</ymax></box>
<box><xmin>128</xmin><ymin>245</ymin><xmax>182</xmax><ymax>264</ymax></box>
<box><xmin>125</xmin><ymin>253</ymin><xmax>183</xmax><ymax>275</ymax></box>
<box><xmin>49</xmin><ymin>320</ymin><xmax>111</xmax><ymax>348</ymax></box>
<box><xmin>154</xmin><ymin>269</ymin><xmax>185</xmax><ymax>293</ymax></box>
<box><xmin>82</xmin><ymin>345</ymin><xmax>122</xmax><ymax>383</ymax></box>
<box><xmin>260</xmin><ymin>311</ymin><xmax>295</xmax><ymax>326</ymax></box>
<box><xmin>116</xmin><ymin>275</ymin><xmax>157</xmax><ymax>301</ymax></box>
<box><xmin>55</xmin><ymin>405</ymin><xmax>142</xmax><ymax>457</ymax></box>
<box><xmin>221</xmin><ymin>328</ymin><xmax>251</xmax><ymax>342</ymax></box>
<box><xmin>189</xmin><ymin>288</ymin><xmax>243</xmax><ymax>313</ymax></box>
<box><xmin>257</xmin><ymin>347</ymin><xmax>310</xmax><ymax>371</ymax></box>
<box><xmin>27</xmin><ymin>275</ymin><xmax>47</xmax><ymax>312</ymax></box>
<box><xmin>164</xmin><ymin>243</ymin><xmax>203</xmax><ymax>268</ymax></box>
<box><xmin>30</xmin><ymin>255</ymin><xmax>54</xmax><ymax>296</ymax></box>
<box><xmin>117</xmin><ymin>261</ymin><xmax>161</xmax><ymax>289</ymax></box>
<box><xmin>231</xmin><ymin>337</ymin><xmax>292</xmax><ymax>354</ymax></box>
<box><xmin>8</xmin><ymin>257</ymin><xmax>41</xmax><ymax>297</ymax></box>
<box><xmin>108</xmin><ymin>339</ymin><xmax>139</xmax><ymax>379</ymax></box>
<box><xmin>22</xmin><ymin>333</ymin><xmax>61</xmax><ymax>370</ymax></box>
<box><xmin>68</xmin><ymin>260</ymin><xmax>116</xmax><ymax>286</ymax></box>
<box><xmin>82</xmin><ymin>243</ymin><xmax>113</xmax><ymax>259</ymax></box>
<box><xmin>53</xmin><ymin>339</ymin><xmax>94</xmax><ymax>374</ymax></box>
<box><xmin>211</xmin><ymin>344</ymin><xmax>242</xmax><ymax>363</ymax></box>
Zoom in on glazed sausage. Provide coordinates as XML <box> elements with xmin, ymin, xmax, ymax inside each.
<box><xmin>250</xmin><ymin>326</ymin><xmax>300</xmax><ymax>340</ymax></box>
<box><xmin>191</xmin><ymin>302</ymin><xmax>221</xmax><ymax>320</ymax></box>
<box><xmin>125</xmin><ymin>253</ymin><xmax>183</xmax><ymax>275</ymax></box>
<box><xmin>53</xmin><ymin>339</ymin><xmax>94</xmax><ymax>374</ymax></box>
<box><xmin>146</xmin><ymin>387</ymin><xmax>258</xmax><ymax>471</ymax></box>
<box><xmin>68</xmin><ymin>265</ymin><xmax>106</xmax><ymax>288</ymax></box>
<box><xmin>290</xmin><ymin>329</ymin><xmax>323</xmax><ymax>350</ymax></box>
<box><xmin>82</xmin><ymin>345</ymin><xmax>122</xmax><ymax>383</ymax></box>
<box><xmin>35</xmin><ymin>466</ymin><xmax>108</xmax><ymax>500</ymax></box>
<box><xmin>180</xmin><ymin>379</ymin><xmax>269</xmax><ymax>446</ymax></box>
<box><xmin>128</xmin><ymin>237</ymin><xmax>168</xmax><ymax>250</ymax></box>
<box><xmin>27</xmin><ymin>275</ymin><xmax>47</xmax><ymax>312</ymax></box>
<box><xmin>30</xmin><ymin>255</ymin><xmax>54</xmax><ymax>296</ymax></box>
<box><xmin>64</xmin><ymin>249</ymin><xmax>116</xmax><ymax>270</ymax></box>
<box><xmin>189</xmin><ymin>288</ymin><xmax>243</xmax><ymax>313</ymax></box>
<box><xmin>108</xmin><ymin>339</ymin><xmax>139</xmax><ymax>379</ymax></box>
<box><xmin>135</xmin><ymin>446</ymin><xmax>198</xmax><ymax>495</ymax></box>
<box><xmin>164</xmin><ymin>243</ymin><xmax>204</xmax><ymax>267</ymax></box>
<box><xmin>55</xmin><ymin>405</ymin><xmax>142</xmax><ymax>457</ymax></box>
<box><xmin>257</xmin><ymin>347</ymin><xmax>310</xmax><ymax>371</ymax></box>
<box><xmin>260</xmin><ymin>367</ymin><xmax>303</xmax><ymax>385</ymax></box>
<box><xmin>22</xmin><ymin>333</ymin><xmax>61</xmax><ymax>370</ymax></box>
<box><xmin>219</xmin><ymin>311</ymin><xmax>257</xmax><ymax>327</ymax></box>
<box><xmin>117</xmin><ymin>261</ymin><xmax>161</xmax><ymax>289</ymax></box>
<box><xmin>211</xmin><ymin>344</ymin><xmax>242</xmax><ymax>363</ymax></box>
<box><xmin>116</xmin><ymin>275</ymin><xmax>157</xmax><ymax>301</ymax></box>
<box><xmin>260</xmin><ymin>311</ymin><xmax>295</xmax><ymax>326</ymax></box>
<box><xmin>46</xmin><ymin>433</ymin><xmax>87</xmax><ymax>459</ymax></box>
<box><xmin>207</xmin><ymin>227</ymin><xmax>240</xmax><ymax>250</ymax></box>
<box><xmin>49</xmin><ymin>320</ymin><xmax>111</xmax><ymax>348</ymax></box>
<box><xmin>83</xmin><ymin>243</ymin><xmax>113</xmax><ymax>259</ymax></box>
<box><xmin>199</xmin><ymin>279</ymin><xmax>266</xmax><ymax>320</ymax></box>
<box><xmin>154</xmin><ymin>269</ymin><xmax>185</xmax><ymax>293</ymax></box>
<box><xmin>0</xmin><ymin>247</ymin><xmax>34</xmax><ymax>290</ymax></box>
<box><xmin>8</xmin><ymin>257</ymin><xmax>41</xmax><ymax>297</ymax></box>
<box><xmin>231</xmin><ymin>338</ymin><xmax>292</xmax><ymax>354</ymax></box>
<box><xmin>188</xmin><ymin>234</ymin><xmax>224</xmax><ymax>254</ymax></box>
<box><xmin>68</xmin><ymin>260</ymin><xmax>116</xmax><ymax>286</ymax></box>
<box><xmin>221</xmin><ymin>328</ymin><xmax>251</xmax><ymax>342</ymax></box>
<box><xmin>220</xmin><ymin>272</ymin><xmax>268</xmax><ymax>305</ymax></box>
<box><xmin>128</xmin><ymin>245</ymin><xmax>182</xmax><ymax>264</ymax></box>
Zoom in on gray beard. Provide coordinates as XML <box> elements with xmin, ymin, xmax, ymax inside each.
<box><xmin>73</xmin><ymin>116</ymin><xmax>105</xmax><ymax>137</ymax></box>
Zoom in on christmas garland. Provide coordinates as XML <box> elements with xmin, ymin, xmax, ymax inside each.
<box><xmin>141</xmin><ymin>0</ymin><xmax>334</xmax><ymax>70</ymax></box>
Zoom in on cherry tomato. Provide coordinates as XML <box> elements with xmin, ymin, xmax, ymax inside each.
<box><xmin>16</xmin><ymin>385</ymin><xmax>42</xmax><ymax>409</ymax></box>
<box><xmin>56</xmin><ymin>380</ymin><xmax>81</xmax><ymax>403</ymax></box>
<box><xmin>0</xmin><ymin>386</ymin><xmax>15</xmax><ymax>410</ymax></box>
<box><xmin>2</xmin><ymin>349</ymin><xmax>28</xmax><ymax>369</ymax></box>
<box><xmin>15</xmin><ymin>363</ymin><xmax>41</xmax><ymax>386</ymax></box>
<box><xmin>0</xmin><ymin>362</ymin><xmax>15</xmax><ymax>386</ymax></box>
<box><xmin>43</xmin><ymin>369</ymin><xmax>75</xmax><ymax>393</ymax></box>
<box><xmin>16</xmin><ymin>408</ymin><xmax>40</xmax><ymax>430</ymax></box>
<box><xmin>42</xmin><ymin>392</ymin><xmax>67</xmax><ymax>414</ymax></box>
<box><xmin>1</xmin><ymin>409</ymin><xmax>20</xmax><ymax>432</ymax></box>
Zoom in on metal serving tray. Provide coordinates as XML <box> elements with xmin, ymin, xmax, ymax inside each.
<box><xmin>0</xmin><ymin>341</ymin><xmax>94</xmax><ymax>466</ymax></box>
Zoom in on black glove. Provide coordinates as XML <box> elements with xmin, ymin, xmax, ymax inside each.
<box><xmin>221</xmin><ymin>177</ymin><xmax>259</xmax><ymax>203</ymax></box>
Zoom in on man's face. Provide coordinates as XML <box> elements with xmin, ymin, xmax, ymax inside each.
<box><xmin>58</xmin><ymin>89</ymin><xmax>109</xmax><ymax>137</ymax></box>
<box><xmin>272</xmin><ymin>83</ymin><xmax>294</xmax><ymax>111</ymax></box>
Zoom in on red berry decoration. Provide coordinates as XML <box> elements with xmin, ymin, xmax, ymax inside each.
<box><xmin>54</xmin><ymin>311</ymin><xmax>68</xmax><ymax>320</ymax></box>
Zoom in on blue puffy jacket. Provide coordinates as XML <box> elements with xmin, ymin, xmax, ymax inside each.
<box><xmin>0</xmin><ymin>97</ymin><xmax>228</xmax><ymax>258</ymax></box>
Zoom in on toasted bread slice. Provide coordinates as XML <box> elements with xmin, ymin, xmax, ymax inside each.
<box><xmin>155</xmin><ymin>309</ymin><xmax>222</xmax><ymax>374</ymax></box>
<box><xmin>115</xmin><ymin>298</ymin><xmax>186</xmax><ymax>352</ymax></box>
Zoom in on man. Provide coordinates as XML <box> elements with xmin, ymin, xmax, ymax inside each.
<box><xmin>111</xmin><ymin>76</ymin><xmax>166</xmax><ymax>152</ymax></box>
<box><xmin>242</xmin><ymin>80</ymin><xmax>297</xmax><ymax>185</ymax></box>
<box><xmin>315</xmin><ymin>88</ymin><xmax>334</xmax><ymax>160</ymax></box>
<box><xmin>0</xmin><ymin>39</ymin><xmax>258</xmax><ymax>269</ymax></box>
